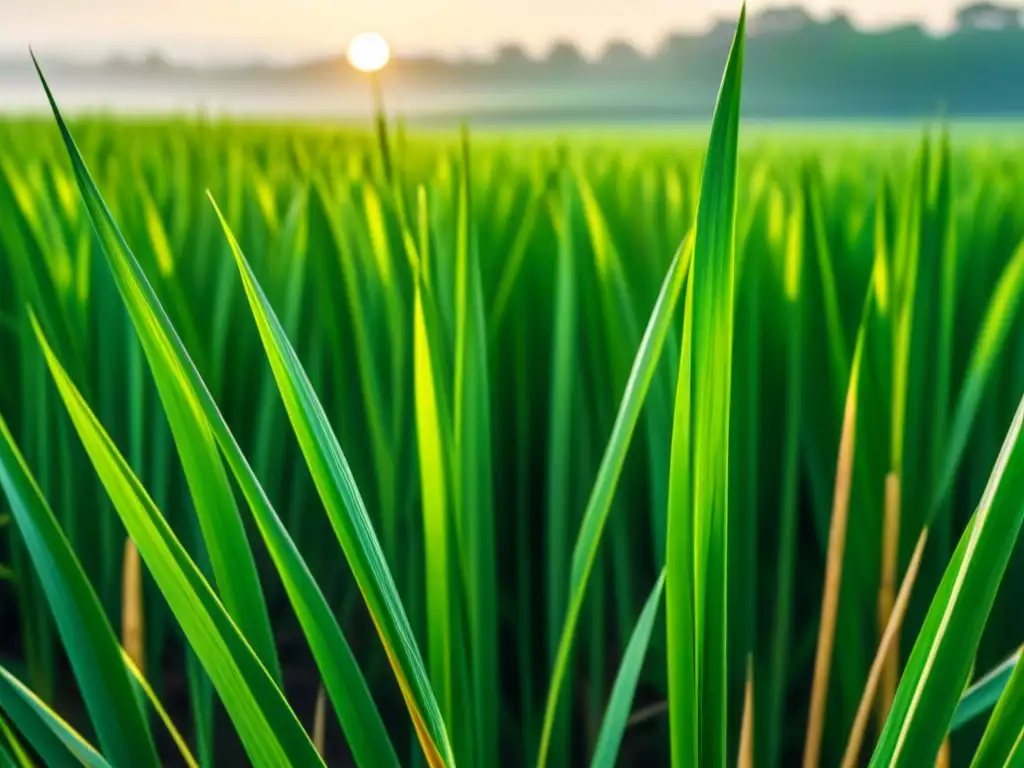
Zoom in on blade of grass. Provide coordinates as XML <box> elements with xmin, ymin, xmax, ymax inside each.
<box><xmin>0</xmin><ymin>413</ymin><xmax>160</xmax><ymax>767</ymax></box>
<box><xmin>544</xmin><ymin>168</ymin><xmax>577</xmax><ymax>768</ymax></box>
<box><xmin>413</xmin><ymin>271</ymin><xmax>456</xmax><ymax>729</ymax></box>
<box><xmin>933</xmin><ymin>236</ymin><xmax>1024</xmax><ymax>515</ymax></box>
<box><xmin>969</xmin><ymin>646</ymin><xmax>1024</xmax><ymax>766</ymax></box>
<box><xmin>535</xmin><ymin>228</ymin><xmax>692</xmax><ymax>768</ymax></box>
<box><xmin>0</xmin><ymin>712</ymin><xmax>34</xmax><ymax>768</ymax></box>
<box><xmin>869</xmin><ymin>392</ymin><xmax>1024</xmax><ymax>767</ymax></box>
<box><xmin>31</xmin><ymin>316</ymin><xmax>325</xmax><ymax>768</ymax></box>
<box><xmin>32</xmin><ymin>52</ymin><xmax>282</xmax><ymax>684</ymax></box>
<box><xmin>33</xmin><ymin>61</ymin><xmax>401</xmax><ymax>768</ymax></box>
<box><xmin>210</xmin><ymin>198</ymin><xmax>454</xmax><ymax>767</ymax></box>
<box><xmin>120</xmin><ymin>649</ymin><xmax>198</xmax><ymax>768</ymax></box>
<box><xmin>764</xmin><ymin>197</ymin><xmax>804</xmax><ymax>768</ymax></box>
<box><xmin>589</xmin><ymin>570</ymin><xmax>666</xmax><ymax>768</ymax></box>
<box><xmin>951</xmin><ymin>646</ymin><xmax>1021</xmax><ymax>732</ymax></box>
<box><xmin>454</xmin><ymin>129</ymin><xmax>499</xmax><ymax>768</ymax></box>
<box><xmin>666</xmin><ymin>9</ymin><xmax>745</xmax><ymax>768</ymax></box>
<box><xmin>0</xmin><ymin>666</ymin><xmax>109</xmax><ymax>768</ymax></box>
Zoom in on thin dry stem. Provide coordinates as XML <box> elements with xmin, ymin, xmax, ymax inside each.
<box><xmin>738</xmin><ymin>655</ymin><xmax>755</xmax><ymax>768</ymax></box>
<box><xmin>121</xmin><ymin>538</ymin><xmax>144</xmax><ymax>673</ymax></box>
<box><xmin>625</xmin><ymin>700</ymin><xmax>668</xmax><ymax>728</ymax></box>
<box><xmin>935</xmin><ymin>737</ymin><xmax>950</xmax><ymax>768</ymax></box>
<box><xmin>841</xmin><ymin>529</ymin><xmax>929</xmax><ymax>768</ymax></box>
<box><xmin>877</xmin><ymin>471</ymin><xmax>902</xmax><ymax>729</ymax></box>
<box><xmin>313</xmin><ymin>684</ymin><xmax>327</xmax><ymax>757</ymax></box>
<box><xmin>803</xmin><ymin>377</ymin><xmax>859</xmax><ymax>768</ymax></box>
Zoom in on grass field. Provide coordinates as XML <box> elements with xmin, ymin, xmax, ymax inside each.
<box><xmin>2</xmin><ymin>19</ymin><xmax>1024</xmax><ymax>768</ymax></box>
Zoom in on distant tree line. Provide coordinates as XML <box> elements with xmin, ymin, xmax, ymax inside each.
<box><xmin>26</xmin><ymin>2</ymin><xmax>1024</xmax><ymax>119</ymax></box>
<box><xmin>325</xmin><ymin>1</ymin><xmax>1024</xmax><ymax>117</ymax></box>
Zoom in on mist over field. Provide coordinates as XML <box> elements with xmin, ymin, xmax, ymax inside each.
<box><xmin>4</xmin><ymin>4</ymin><xmax>1024</xmax><ymax>120</ymax></box>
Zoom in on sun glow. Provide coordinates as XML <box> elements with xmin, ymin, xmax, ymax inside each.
<box><xmin>346</xmin><ymin>32</ymin><xmax>391</xmax><ymax>73</ymax></box>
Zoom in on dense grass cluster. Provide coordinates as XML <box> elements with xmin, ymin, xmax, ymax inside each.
<box><xmin>2</xmin><ymin>21</ymin><xmax>1024</xmax><ymax>768</ymax></box>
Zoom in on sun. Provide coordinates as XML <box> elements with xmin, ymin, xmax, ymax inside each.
<box><xmin>347</xmin><ymin>32</ymin><xmax>391</xmax><ymax>73</ymax></box>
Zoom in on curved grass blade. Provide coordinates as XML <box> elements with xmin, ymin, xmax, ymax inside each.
<box><xmin>535</xmin><ymin>229</ymin><xmax>692</xmax><ymax>768</ymax></box>
<box><xmin>209</xmin><ymin>198</ymin><xmax>454</xmax><ymax>767</ymax></box>
<box><xmin>0</xmin><ymin>713</ymin><xmax>34</xmax><ymax>768</ymax></box>
<box><xmin>870</xmin><ymin>392</ymin><xmax>1024</xmax><ymax>767</ymax></box>
<box><xmin>30</xmin><ymin>317</ymin><xmax>325</xmax><ymax>768</ymax></box>
<box><xmin>31</xmin><ymin>52</ymin><xmax>281</xmax><ymax>684</ymax></box>
<box><xmin>0</xmin><ymin>415</ymin><xmax>159</xmax><ymax>768</ymax></box>
<box><xmin>16</xmin><ymin>108</ymin><xmax>400</xmax><ymax>764</ymax></box>
<box><xmin>589</xmin><ymin>570</ymin><xmax>666</xmax><ymax>768</ymax></box>
<box><xmin>951</xmin><ymin>647</ymin><xmax>1021</xmax><ymax>732</ymax></box>
<box><xmin>969</xmin><ymin>648</ymin><xmax>1024</xmax><ymax>766</ymax></box>
<box><xmin>0</xmin><ymin>667</ymin><xmax>108</xmax><ymax>768</ymax></box>
<box><xmin>932</xmin><ymin>237</ymin><xmax>1024</xmax><ymax>516</ymax></box>
<box><xmin>666</xmin><ymin>8</ymin><xmax>745</xmax><ymax>768</ymax></box>
<box><xmin>120</xmin><ymin>649</ymin><xmax>198</xmax><ymax>768</ymax></box>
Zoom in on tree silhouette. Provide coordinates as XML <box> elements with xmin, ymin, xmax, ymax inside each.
<box><xmin>599</xmin><ymin>40</ymin><xmax>644</xmax><ymax>68</ymax></box>
<box><xmin>545</xmin><ymin>40</ymin><xmax>585</xmax><ymax>72</ymax></box>
<box><xmin>955</xmin><ymin>1</ymin><xmax>1022</xmax><ymax>30</ymax></box>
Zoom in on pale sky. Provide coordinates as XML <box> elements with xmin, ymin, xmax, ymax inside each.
<box><xmin>1</xmin><ymin>0</ymin><xmax>963</xmax><ymax>61</ymax></box>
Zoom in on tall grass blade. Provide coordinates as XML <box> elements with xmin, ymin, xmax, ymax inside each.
<box><xmin>0</xmin><ymin>667</ymin><xmax>108</xmax><ymax>768</ymax></box>
<box><xmin>27</xmin><ymin>60</ymin><xmax>399</xmax><ymax>768</ymax></box>
<box><xmin>31</xmin><ymin>317</ymin><xmax>325</xmax><ymax>768</ymax></box>
<box><xmin>666</xmin><ymin>7</ymin><xmax>745</xmax><ymax>768</ymax></box>
<box><xmin>969</xmin><ymin>647</ymin><xmax>1024</xmax><ymax>766</ymax></box>
<box><xmin>870</xmin><ymin>392</ymin><xmax>1024</xmax><ymax>767</ymax></box>
<box><xmin>951</xmin><ymin>647</ymin><xmax>1021</xmax><ymax>732</ymax></box>
<box><xmin>0</xmin><ymin>414</ymin><xmax>159</xmax><ymax>767</ymax></box>
<box><xmin>31</xmin><ymin>53</ymin><xmax>282</xmax><ymax>684</ymax></box>
<box><xmin>454</xmin><ymin>130</ymin><xmax>499</xmax><ymax>767</ymax></box>
<box><xmin>210</xmin><ymin>200</ymin><xmax>454</xmax><ymax>767</ymax></box>
<box><xmin>589</xmin><ymin>571</ymin><xmax>666</xmax><ymax>768</ymax></box>
<box><xmin>535</xmin><ymin>230</ymin><xmax>692</xmax><ymax>767</ymax></box>
<box><xmin>413</xmin><ymin>272</ymin><xmax>456</xmax><ymax>728</ymax></box>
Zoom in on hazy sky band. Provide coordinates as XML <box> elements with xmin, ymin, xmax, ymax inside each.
<box><xmin>2</xmin><ymin>0</ymin><xmax>968</xmax><ymax>60</ymax></box>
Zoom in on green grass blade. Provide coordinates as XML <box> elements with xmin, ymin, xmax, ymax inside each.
<box><xmin>0</xmin><ymin>713</ymin><xmax>34</xmax><ymax>768</ymax></box>
<box><xmin>666</xmin><ymin>8</ymin><xmax>745</xmax><ymax>768</ymax></box>
<box><xmin>413</xmin><ymin>272</ymin><xmax>456</xmax><ymax>730</ymax></box>
<box><xmin>209</xmin><ymin>198</ymin><xmax>454</xmax><ymax>767</ymax></box>
<box><xmin>932</xmin><ymin>236</ymin><xmax>1024</xmax><ymax>515</ymax></box>
<box><xmin>31</xmin><ymin>53</ymin><xmax>281</xmax><ymax>684</ymax></box>
<box><xmin>0</xmin><ymin>667</ymin><xmax>108</xmax><ymax>768</ymax></box>
<box><xmin>763</xmin><ymin>197</ymin><xmax>804</xmax><ymax>768</ymax></box>
<box><xmin>120</xmin><ymin>649</ymin><xmax>198</xmax><ymax>768</ymax></box>
<box><xmin>870</xmin><ymin>392</ymin><xmax>1024</xmax><ymax>767</ymax></box>
<box><xmin>543</xmin><ymin>168</ymin><xmax>577</xmax><ymax>767</ymax></box>
<box><xmin>0</xmin><ymin>414</ymin><xmax>160</xmax><ymax>768</ymax></box>
<box><xmin>30</xmin><ymin>317</ymin><xmax>325</xmax><ymax>768</ymax></box>
<box><xmin>970</xmin><ymin>648</ymin><xmax>1024</xmax><ymax>766</ymax></box>
<box><xmin>951</xmin><ymin>647</ymin><xmax>1021</xmax><ymax>732</ymax></box>
<box><xmin>454</xmin><ymin>130</ymin><xmax>499</xmax><ymax>768</ymax></box>
<box><xmin>589</xmin><ymin>570</ymin><xmax>666</xmax><ymax>768</ymax></box>
<box><xmin>18</xmin><ymin>115</ymin><xmax>400</xmax><ymax>766</ymax></box>
<box><xmin>0</xmin><ymin>712</ymin><xmax>32</xmax><ymax>768</ymax></box>
<box><xmin>535</xmin><ymin>228</ymin><xmax>692</xmax><ymax>768</ymax></box>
